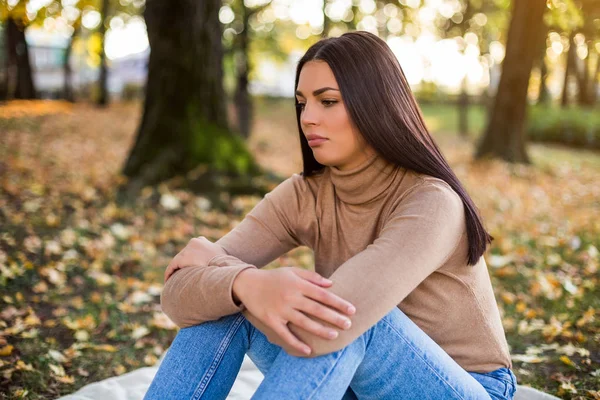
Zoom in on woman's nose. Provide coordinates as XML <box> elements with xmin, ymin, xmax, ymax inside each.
<box><xmin>300</xmin><ymin>102</ymin><xmax>318</xmax><ymax>126</ymax></box>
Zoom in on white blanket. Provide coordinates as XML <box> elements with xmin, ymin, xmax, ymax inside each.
<box><xmin>58</xmin><ymin>355</ymin><xmax>558</xmax><ymax>400</ymax></box>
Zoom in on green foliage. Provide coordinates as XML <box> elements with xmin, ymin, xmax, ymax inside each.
<box><xmin>186</xmin><ymin>108</ymin><xmax>256</xmax><ymax>176</ymax></box>
<box><xmin>545</xmin><ymin>0</ymin><xmax>585</xmax><ymax>32</ymax></box>
<box><xmin>528</xmin><ymin>105</ymin><xmax>600</xmax><ymax>149</ymax></box>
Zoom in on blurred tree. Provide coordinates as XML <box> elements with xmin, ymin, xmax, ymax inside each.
<box><xmin>573</xmin><ymin>0</ymin><xmax>599</xmax><ymax>106</ymax></box>
<box><xmin>51</xmin><ymin>0</ymin><xmax>144</xmax><ymax>104</ymax></box>
<box><xmin>561</xmin><ymin>31</ymin><xmax>577</xmax><ymax>107</ymax></box>
<box><xmin>1</xmin><ymin>2</ymin><xmax>37</xmax><ymax>99</ymax></box>
<box><xmin>438</xmin><ymin>0</ymin><xmax>476</xmax><ymax>138</ymax></box>
<box><xmin>62</xmin><ymin>17</ymin><xmax>83</xmax><ymax>102</ymax></box>
<box><xmin>547</xmin><ymin>0</ymin><xmax>599</xmax><ymax>107</ymax></box>
<box><xmin>476</xmin><ymin>0</ymin><xmax>547</xmax><ymax>162</ymax></box>
<box><xmin>437</xmin><ymin>0</ymin><xmax>511</xmax><ymax>137</ymax></box>
<box><xmin>225</xmin><ymin>0</ymin><xmax>272</xmax><ymax>139</ymax></box>
<box><xmin>97</xmin><ymin>0</ymin><xmax>109</xmax><ymax>106</ymax></box>
<box><xmin>535</xmin><ymin>23</ymin><xmax>550</xmax><ymax>105</ymax></box>
<box><xmin>123</xmin><ymin>0</ymin><xmax>258</xmax><ymax>191</ymax></box>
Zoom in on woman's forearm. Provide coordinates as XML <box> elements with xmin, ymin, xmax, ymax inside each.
<box><xmin>232</xmin><ymin>267</ymin><xmax>263</xmax><ymax>305</ymax></box>
<box><xmin>161</xmin><ymin>256</ymin><xmax>257</xmax><ymax>328</ymax></box>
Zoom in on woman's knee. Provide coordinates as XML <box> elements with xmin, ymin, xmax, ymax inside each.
<box><xmin>174</xmin><ymin>313</ymin><xmax>247</xmax><ymax>341</ymax></box>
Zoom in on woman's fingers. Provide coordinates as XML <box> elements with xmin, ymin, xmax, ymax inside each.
<box><xmin>292</xmin><ymin>267</ymin><xmax>333</xmax><ymax>287</ymax></box>
<box><xmin>288</xmin><ymin>310</ymin><xmax>339</xmax><ymax>340</ymax></box>
<box><xmin>296</xmin><ymin>296</ymin><xmax>353</xmax><ymax>331</ymax></box>
<box><xmin>271</xmin><ymin>319</ymin><xmax>312</xmax><ymax>355</ymax></box>
<box><xmin>164</xmin><ymin>260</ymin><xmax>181</xmax><ymax>282</ymax></box>
<box><xmin>301</xmin><ymin>279</ymin><xmax>355</xmax><ymax>315</ymax></box>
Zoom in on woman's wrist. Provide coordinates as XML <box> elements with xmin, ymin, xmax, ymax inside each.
<box><xmin>232</xmin><ymin>267</ymin><xmax>262</xmax><ymax>305</ymax></box>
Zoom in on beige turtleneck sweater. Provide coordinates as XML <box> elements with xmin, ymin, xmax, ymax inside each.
<box><xmin>161</xmin><ymin>153</ymin><xmax>512</xmax><ymax>373</ymax></box>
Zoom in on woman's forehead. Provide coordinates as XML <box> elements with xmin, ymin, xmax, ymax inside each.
<box><xmin>297</xmin><ymin>62</ymin><xmax>339</xmax><ymax>94</ymax></box>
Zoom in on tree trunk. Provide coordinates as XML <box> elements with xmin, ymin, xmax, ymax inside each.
<box><xmin>122</xmin><ymin>0</ymin><xmax>258</xmax><ymax>190</ymax></box>
<box><xmin>234</xmin><ymin>4</ymin><xmax>252</xmax><ymax>139</ymax></box>
<box><xmin>575</xmin><ymin>41</ymin><xmax>593</xmax><ymax>106</ymax></box>
<box><xmin>6</xmin><ymin>17</ymin><xmax>36</xmax><ymax>99</ymax></box>
<box><xmin>561</xmin><ymin>32</ymin><xmax>575</xmax><ymax>108</ymax></box>
<box><xmin>97</xmin><ymin>0</ymin><xmax>109</xmax><ymax>106</ymax></box>
<box><xmin>537</xmin><ymin>57</ymin><xmax>549</xmax><ymax>104</ymax></box>
<box><xmin>0</xmin><ymin>23</ymin><xmax>7</xmax><ymax>101</ymax></box>
<box><xmin>458</xmin><ymin>77</ymin><xmax>468</xmax><ymax>138</ymax></box>
<box><xmin>322</xmin><ymin>0</ymin><xmax>330</xmax><ymax>37</ymax></box>
<box><xmin>475</xmin><ymin>0</ymin><xmax>546</xmax><ymax>163</ymax></box>
<box><xmin>536</xmin><ymin>24</ymin><xmax>549</xmax><ymax>105</ymax></box>
<box><xmin>593</xmin><ymin>50</ymin><xmax>600</xmax><ymax>105</ymax></box>
<box><xmin>63</xmin><ymin>26</ymin><xmax>78</xmax><ymax>102</ymax></box>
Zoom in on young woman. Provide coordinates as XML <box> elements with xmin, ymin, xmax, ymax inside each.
<box><xmin>145</xmin><ymin>31</ymin><xmax>516</xmax><ymax>400</ymax></box>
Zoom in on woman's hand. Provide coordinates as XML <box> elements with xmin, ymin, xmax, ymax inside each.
<box><xmin>164</xmin><ymin>237</ymin><xmax>227</xmax><ymax>283</ymax></box>
<box><xmin>233</xmin><ymin>266</ymin><xmax>356</xmax><ymax>356</ymax></box>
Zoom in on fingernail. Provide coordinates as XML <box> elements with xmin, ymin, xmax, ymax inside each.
<box><xmin>328</xmin><ymin>330</ymin><xmax>338</xmax><ymax>339</ymax></box>
<box><xmin>303</xmin><ymin>347</ymin><xmax>311</xmax><ymax>355</ymax></box>
<box><xmin>322</xmin><ymin>278</ymin><xmax>332</xmax><ymax>283</ymax></box>
<box><xmin>343</xmin><ymin>319</ymin><xmax>351</xmax><ymax>329</ymax></box>
<box><xmin>348</xmin><ymin>306</ymin><xmax>356</xmax><ymax>314</ymax></box>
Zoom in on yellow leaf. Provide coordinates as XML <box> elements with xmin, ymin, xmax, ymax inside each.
<box><xmin>56</xmin><ymin>375</ymin><xmax>75</xmax><ymax>384</ymax></box>
<box><xmin>74</xmin><ymin>330</ymin><xmax>89</xmax><ymax>342</ymax></box>
<box><xmin>559</xmin><ymin>355</ymin><xmax>577</xmax><ymax>368</ymax></box>
<box><xmin>49</xmin><ymin>364</ymin><xmax>65</xmax><ymax>376</ymax></box>
<box><xmin>113</xmin><ymin>364</ymin><xmax>126</xmax><ymax>375</ymax></box>
<box><xmin>93</xmin><ymin>344</ymin><xmax>117</xmax><ymax>352</ymax></box>
<box><xmin>15</xmin><ymin>360</ymin><xmax>34</xmax><ymax>371</ymax></box>
<box><xmin>0</xmin><ymin>345</ymin><xmax>14</xmax><ymax>356</ymax></box>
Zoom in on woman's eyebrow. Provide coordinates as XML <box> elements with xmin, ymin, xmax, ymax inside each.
<box><xmin>295</xmin><ymin>87</ymin><xmax>340</xmax><ymax>97</ymax></box>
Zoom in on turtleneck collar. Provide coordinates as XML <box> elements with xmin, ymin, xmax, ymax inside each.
<box><xmin>327</xmin><ymin>152</ymin><xmax>401</xmax><ymax>205</ymax></box>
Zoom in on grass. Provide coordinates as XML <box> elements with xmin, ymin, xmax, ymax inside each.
<box><xmin>0</xmin><ymin>98</ymin><xmax>598</xmax><ymax>399</ymax></box>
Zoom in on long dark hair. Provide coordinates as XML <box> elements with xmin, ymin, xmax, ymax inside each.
<box><xmin>294</xmin><ymin>31</ymin><xmax>492</xmax><ymax>266</ymax></box>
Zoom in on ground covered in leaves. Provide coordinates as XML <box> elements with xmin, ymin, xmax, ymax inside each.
<box><xmin>0</xmin><ymin>99</ymin><xmax>598</xmax><ymax>399</ymax></box>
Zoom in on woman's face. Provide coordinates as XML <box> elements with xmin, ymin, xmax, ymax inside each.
<box><xmin>296</xmin><ymin>60</ymin><xmax>375</xmax><ymax>171</ymax></box>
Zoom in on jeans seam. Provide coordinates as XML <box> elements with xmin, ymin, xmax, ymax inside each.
<box><xmin>305</xmin><ymin>346</ymin><xmax>350</xmax><ymax>400</ymax></box>
<box><xmin>191</xmin><ymin>314</ymin><xmax>245</xmax><ymax>400</ymax></box>
<box><xmin>380</xmin><ymin>317</ymin><xmax>466</xmax><ymax>400</ymax></box>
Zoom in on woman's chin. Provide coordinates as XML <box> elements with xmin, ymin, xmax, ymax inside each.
<box><xmin>312</xmin><ymin>153</ymin><xmax>337</xmax><ymax>168</ymax></box>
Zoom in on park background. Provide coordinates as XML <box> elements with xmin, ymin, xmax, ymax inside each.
<box><xmin>0</xmin><ymin>0</ymin><xmax>599</xmax><ymax>398</ymax></box>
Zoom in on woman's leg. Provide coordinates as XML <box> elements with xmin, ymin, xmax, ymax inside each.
<box><xmin>144</xmin><ymin>313</ymin><xmax>271</xmax><ymax>399</ymax></box>
<box><xmin>144</xmin><ymin>312</ymin><xmax>358</xmax><ymax>400</ymax></box>
<box><xmin>252</xmin><ymin>307</ymin><xmax>501</xmax><ymax>400</ymax></box>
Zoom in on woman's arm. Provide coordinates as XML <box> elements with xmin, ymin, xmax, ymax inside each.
<box><xmin>161</xmin><ymin>175</ymin><xmax>309</xmax><ymax>327</ymax></box>
<box><xmin>283</xmin><ymin>181</ymin><xmax>467</xmax><ymax>357</ymax></box>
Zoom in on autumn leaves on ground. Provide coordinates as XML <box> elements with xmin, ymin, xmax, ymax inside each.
<box><xmin>0</xmin><ymin>99</ymin><xmax>598</xmax><ymax>399</ymax></box>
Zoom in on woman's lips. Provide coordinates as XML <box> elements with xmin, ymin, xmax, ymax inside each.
<box><xmin>308</xmin><ymin>138</ymin><xmax>328</xmax><ymax>147</ymax></box>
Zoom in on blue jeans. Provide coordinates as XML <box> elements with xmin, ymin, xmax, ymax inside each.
<box><xmin>145</xmin><ymin>307</ymin><xmax>517</xmax><ymax>399</ymax></box>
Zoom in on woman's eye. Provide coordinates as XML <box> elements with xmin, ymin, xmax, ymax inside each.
<box><xmin>296</xmin><ymin>103</ymin><xmax>305</xmax><ymax>110</ymax></box>
<box><xmin>322</xmin><ymin>100</ymin><xmax>337</xmax><ymax>106</ymax></box>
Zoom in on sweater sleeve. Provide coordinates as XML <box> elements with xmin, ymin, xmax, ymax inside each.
<box><xmin>160</xmin><ymin>174</ymin><xmax>307</xmax><ymax>328</ymax></box>
<box><xmin>284</xmin><ymin>181</ymin><xmax>467</xmax><ymax>356</ymax></box>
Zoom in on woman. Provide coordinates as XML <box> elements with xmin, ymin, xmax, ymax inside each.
<box><xmin>145</xmin><ymin>31</ymin><xmax>516</xmax><ymax>400</ymax></box>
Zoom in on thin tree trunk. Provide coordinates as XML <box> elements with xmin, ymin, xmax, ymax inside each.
<box><xmin>537</xmin><ymin>57</ymin><xmax>549</xmax><ymax>104</ymax></box>
<box><xmin>6</xmin><ymin>17</ymin><xmax>36</xmax><ymax>99</ymax></box>
<box><xmin>63</xmin><ymin>26</ymin><xmax>78</xmax><ymax>102</ymax></box>
<box><xmin>575</xmin><ymin>41</ymin><xmax>593</xmax><ymax>106</ymax></box>
<box><xmin>536</xmin><ymin>24</ymin><xmax>549</xmax><ymax>105</ymax></box>
<box><xmin>593</xmin><ymin>50</ymin><xmax>600</xmax><ymax>105</ymax></box>
<box><xmin>347</xmin><ymin>5</ymin><xmax>359</xmax><ymax>30</ymax></box>
<box><xmin>475</xmin><ymin>0</ymin><xmax>546</xmax><ymax>163</ymax></box>
<box><xmin>0</xmin><ymin>22</ymin><xmax>8</xmax><ymax>101</ymax></box>
<box><xmin>322</xmin><ymin>0</ymin><xmax>330</xmax><ymax>37</ymax></box>
<box><xmin>561</xmin><ymin>32</ymin><xmax>575</xmax><ymax>108</ymax></box>
<box><xmin>97</xmin><ymin>0</ymin><xmax>109</xmax><ymax>106</ymax></box>
<box><xmin>234</xmin><ymin>4</ymin><xmax>252</xmax><ymax>139</ymax></box>
<box><xmin>122</xmin><ymin>0</ymin><xmax>258</xmax><ymax>190</ymax></box>
<box><xmin>458</xmin><ymin>77</ymin><xmax>468</xmax><ymax>138</ymax></box>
